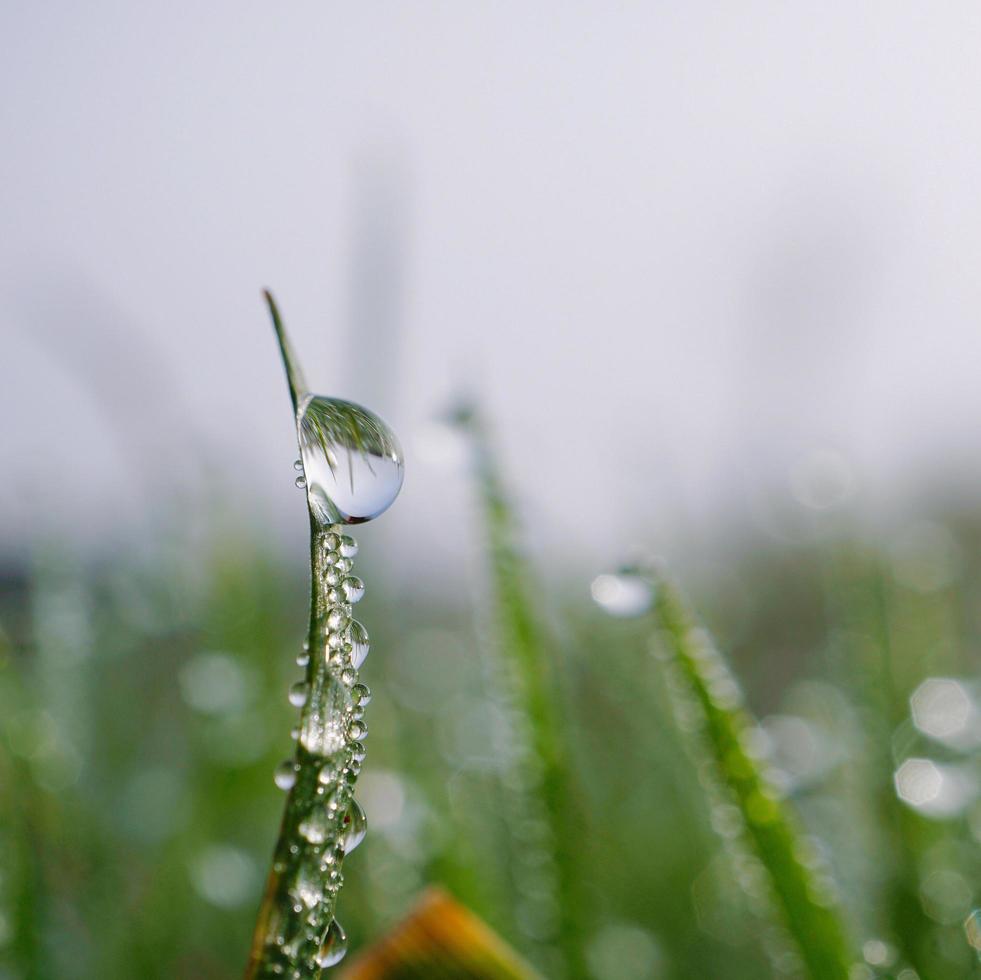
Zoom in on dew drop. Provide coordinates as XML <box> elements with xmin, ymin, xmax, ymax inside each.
<box><xmin>339</xmin><ymin>534</ymin><xmax>358</xmax><ymax>558</ymax></box>
<box><xmin>297</xmin><ymin>395</ymin><xmax>404</xmax><ymax>526</ymax></box>
<box><xmin>295</xmin><ymin>476</ymin><xmax>307</xmax><ymax>489</ymax></box>
<box><xmin>274</xmin><ymin>761</ymin><xmax>297</xmax><ymax>791</ymax></box>
<box><xmin>316</xmin><ymin>918</ymin><xmax>348</xmax><ymax>968</ymax></box>
<box><xmin>348</xmin><ymin>719</ymin><xmax>367</xmax><ymax>740</ymax></box>
<box><xmin>342</xmin><ymin>577</ymin><xmax>365</xmax><ymax>604</ymax></box>
<box><xmin>298</xmin><ymin>807</ymin><xmax>330</xmax><ymax>845</ymax></box>
<box><xmin>296</xmin><ymin>650</ymin><xmax>310</xmax><ymax>667</ymax></box>
<box><xmin>590</xmin><ymin>572</ymin><xmax>654</xmax><ymax>618</ymax></box>
<box><xmin>288</xmin><ymin>682</ymin><xmax>309</xmax><ymax>708</ymax></box>
<box><xmin>342</xmin><ymin>800</ymin><xmax>367</xmax><ymax>852</ymax></box>
<box><xmin>349</xmin><ymin>620</ymin><xmax>369</xmax><ymax>666</ymax></box>
<box><xmin>351</xmin><ymin>683</ymin><xmax>371</xmax><ymax>706</ymax></box>
<box><xmin>350</xmin><ymin>741</ymin><xmax>367</xmax><ymax>763</ymax></box>
<box><xmin>290</xmin><ymin>865</ymin><xmax>323</xmax><ymax>908</ymax></box>
<box><xmin>293</xmin><ymin>459</ymin><xmax>304</xmax><ymax>471</ymax></box>
<box><xmin>340</xmin><ymin>668</ymin><xmax>357</xmax><ymax>687</ymax></box>
<box><xmin>326</xmin><ymin>610</ymin><xmax>347</xmax><ymax>631</ymax></box>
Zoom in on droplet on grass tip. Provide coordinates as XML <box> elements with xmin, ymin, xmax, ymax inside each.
<box><xmin>298</xmin><ymin>395</ymin><xmax>403</xmax><ymax>526</ymax></box>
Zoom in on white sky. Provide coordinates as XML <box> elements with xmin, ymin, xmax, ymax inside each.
<box><xmin>3</xmin><ymin>3</ymin><xmax>981</xmax><ymax>576</ymax></box>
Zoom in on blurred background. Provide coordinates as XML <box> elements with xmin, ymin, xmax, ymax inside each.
<box><xmin>2</xmin><ymin>3</ymin><xmax>981</xmax><ymax>979</ymax></box>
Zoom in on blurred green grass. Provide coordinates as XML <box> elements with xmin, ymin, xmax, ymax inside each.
<box><xmin>1</xmin><ymin>509</ymin><xmax>980</xmax><ymax>978</ymax></box>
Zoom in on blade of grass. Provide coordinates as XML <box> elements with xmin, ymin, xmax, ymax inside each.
<box><xmin>649</xmin><ymin>572</ymin><xmax>854</xmax><ymax>980</ymax></box>
<box><xmin>246</xmin><ymin>294</ymin><xmax>380</xmax><ymax>978</ymax></box>
<box><xmin>454</xmin><ymin>405</ymin><xmax>588</xmax><ymax>979</ymax></box>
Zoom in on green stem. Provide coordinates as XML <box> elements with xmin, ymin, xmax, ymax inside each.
<box><xmin>246</xmin><ymin>295</ymin><xmax>372</xmax><ymax>978</ymax></box>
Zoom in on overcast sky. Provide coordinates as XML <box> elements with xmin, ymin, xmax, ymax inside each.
<box><xmin>4</xmin><ymin>3</ymin><xmax>981</xmax><ymax>576</ymax></box>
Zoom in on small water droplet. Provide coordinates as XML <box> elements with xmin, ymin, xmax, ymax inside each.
<box><xmin>327</xmin><ymin>610</ymin><xmax>347</xmax><ymax>631</ymax></box>
<box><xmin>288</xmin><ymin>682</ymin><xmax>309</xmax><ymax>708</ymax></box>
<box><xmin>296</xmin><ymin>650</ymin><xmax>310</xmax><ymax>667</ymax></box>
<box><xmin>590</xmin><ymin>572</ymin><xmax>654</xmax><ymax>618</ymax></box>
<box><xmin>351</xmin><ymin>683</ymin><xmax>371</xmax><ymax>706</ymax></box>
<box><xmin>342</xmin><ymin>800</ymin><xmax>367</xmax><ymax>852</ymax></box>
<box><xmin>298</xmin><ymin>395</ymin><xmax>404</xmax><ymax>526</ymax></box>
<box><xmin>347</xmin><ymin>719</ymin><xmax>367</xmax><ymax>740</ymax></box>
<box><xmin>324</xmin><ymin>569</ymin><xmax>340</xmax><ymax>587</ymax></box>
<box><xmin>342</xmin><ymin>577</ymin><xmax>365</xmax><ymax>604</ymax></box>
<box><xmin>293</xmin><ymin>459</ymin><xmax>304</xmax><ymax>471</ymax></box>
<box><xmin>339</xmin><ymin>534</ymin><xmax>358</xmax><ymax>558</ymax></box>
<box><xmin>291</xmin><ymin>865</ymin><xmax>323</xmax><ymax>908</ymax></box>
<box><xmin>295</xmin><ymin>475</ymin><xmax>307</xmax><ymax>489</ymax></box>
<box><xmin>298</xmin><ymin>807</ymin><xmax>330</xmax><ymax>845</ymax></box>
<box><xmin>340</xmin><ymin>668</ymin><xmax>357</xmax><ymax>686</ymax></box>
<box><xmin>316</xmin><ymin>918</ymin><xmax>348</xmax><ymax>968</ymax></box>
<box><xmin>350</xmin><ymin>741</ymin><xmax>366</xmax><ymax>763</ymax></box>
<box><xmin>349</xmin><ymin>620</ymin><xmax>369</xmax><ymax>666</ymax></box>
<box><xmin>274</xmin><ymin>761</ymin><xmax>297</xmax><ymax>791</ymax></box>
<box><xmin>335</xmin><ymin>557</ymin><xmax>353</xmax><ymax>574</ymax></box>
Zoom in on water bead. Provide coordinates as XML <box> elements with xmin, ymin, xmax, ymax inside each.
<box><xmin>288</xmin><ymin>682</ymin><xmax>309</xmax><ymax>708</ymax></box>
<box><xmin>296</xmin><ymin>650</ymin><xmax>310</xmax><ymax>667</ymax></box>
<box><xmin>324</xmin><ymin>533</ymin><xmax>340</xmax><ymax>551</ymax></box>
<box><xmin>349</xmin><ymin>620</ymin><xmax>369</xmax><ymax>667</ymax></box>
<box><xmin>347</xmin><ymin>719</ymin><xmax>367</xmax><ymax>740</ymax></box>
<box><xmin>342</xmin><ymin>577</ymin><xmax>365</xmax><ymax>604</ymax></box>
<box><xmin>326</xmin><ymin>589</ymin><xmax>341</xmax><ymax>604</ymax></box>
<box><xmin>298</xmin><ymin>807</ymin><xmax>330</xmax><ymax>845</ymax></box>
<box><xmin>316</xmin><ymin>918</ymin><xmax>348</xmax><ymax>968</ymax></box>
<box><xmin>274</xmin><ymin>761</ymin><xmax>297</xmax><ymax>791</ymax></box>
<box><xmin>590</xmin><ymin>571</ymin><xmax>654</xmax><ymax>618</ymax></box>
<box><xmin>342</xmin><ymin>800</ymin><xmax>367</xmax><ymax>852</ymax></box>
<box><xmin>351</xmin><ymin>683</ymin><xmax>371</xmax><ymax>706</ymax></box>
<box><xmin>297</xmin><ymin>395</ymin><xmax>404</xmax><ymax>526</ymax></box>
<box><xmin>324</xmin><ymin>569</ymin><xmax>340</xmax><ymax>587</ymax></box>
<box><xmin>350</xmin><ymin>741</ymin><xmax>367</xmax><ymax>763</ymax></box>
<box><xmin>293</xmin><ymin>459</ymin><xmax>304</xmax><ymax>470</ymax></box>
<box><xmin>327</xmin><ymin>609</ymin><xmax>347</xmax><ymax>631</ymax></box>
<box><xmin>327</xmin><ymin>632</ymin><xmax>345</xmax><ymax>651</ymax></box>
<box><xmin>340</xmin><ymin>668</ymin><xmax>357</xmax><ymax>687</ymax></box>
<box><xmin>339</xmin><ymin>534</ymin><xmax>358</xmax><ymax>558</ymax></box>
<box><xmin>335</xmin><ymin>558</ymin><xmax>353</xmax><ymax>574</ymax></box>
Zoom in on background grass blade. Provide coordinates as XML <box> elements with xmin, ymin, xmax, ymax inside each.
<box><xmin>650</xmin><ymin>572</ymin><xmax>855</xmax><ymax>980</ymax></box>
<box><xmin>454</xmin><ymin>404</ymin><xmax>588</xmax><ymax>979</ymax></box>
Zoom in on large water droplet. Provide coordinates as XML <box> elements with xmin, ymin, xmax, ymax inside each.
<box><xmin>317</xmin><ymin>918</ymin><xmax>348</xmax><ymax>968</ymax></box>
<box><xmin>298</xmin><ymin>395</ymin><xmax>404</xmax><ymax>526</ymax></box>
<box><xmin>349</xmin><ymin>621</ymin><xmax>369</xmax><ymax>667</ymax></box>
<box><xmin>341</xmin><ymin>800</ymin><xmax>367</xmax><ymax>852</ymax></box>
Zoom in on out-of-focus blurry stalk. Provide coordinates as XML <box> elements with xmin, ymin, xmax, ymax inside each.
<box><xmin>821</xmin><ymin>547</ymin><xmax>947</xmax><ymax>980</ymax></box>
<box><xmin>456</xmin><ymin>406</ymin><xmax>588</xmax><ymax>979</ymax></box>
<box><xmin>651</xmin><ymin>574</ymin><xmax>853</xmax><ymax>980</ymax></box>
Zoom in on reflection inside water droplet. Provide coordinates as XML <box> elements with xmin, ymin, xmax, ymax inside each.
<box><xmin>297</xmin><ymin>395</ymin><xmax>403</xmax><ymax>526</ymax></box>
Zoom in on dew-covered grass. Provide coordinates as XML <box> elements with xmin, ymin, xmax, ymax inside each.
<box><xmin>2</xmin><ymin>478</ymin><xmax>981</xmax><ymax>977</ymax></box>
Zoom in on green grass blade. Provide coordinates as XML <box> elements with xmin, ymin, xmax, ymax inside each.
<box><xmin>651</xmin><ymin>573</ymin><xmax>854</xmax><ymax>980</ymax></box>
<box><xmin>246</xmin><ymin>294</ymin><xmax>380</xmax><ymax>978</ymax></box>
<box><xmin>455</xmin><ymin>405</ymin><xmax>588</xmax><ymax>979</ymax></box>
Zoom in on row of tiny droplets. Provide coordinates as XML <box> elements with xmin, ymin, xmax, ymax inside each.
<box><xmin>261</xmin><ymin>524</ymin><xmax>371</xmax><ymax>977</ymax></box>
